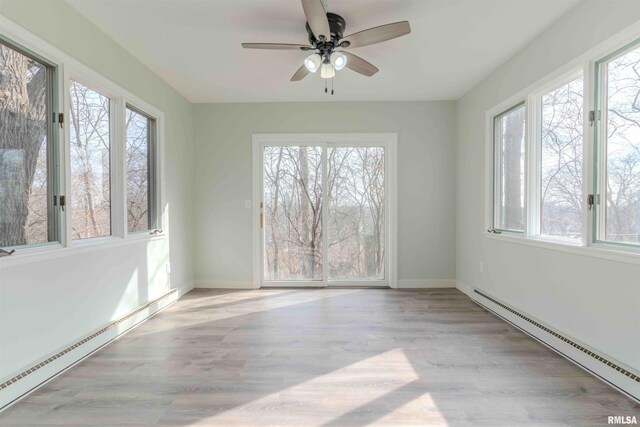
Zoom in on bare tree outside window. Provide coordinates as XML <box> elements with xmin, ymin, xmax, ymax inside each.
<box><xmin>264</xmin><ymin>146</ymin><xmax>323</xmax><ymax>280</ymax></box>
<box><xmin>495</xmin><ymin>104</ymin><xmax>526</xmax><ymax>231</ymax></box>
<box><xmin>0</xmin><ymin>41</ymin><xmax>50</xmax><ymax>248</ymax></box>
<box><xmin>603</xmin><ymin>48</ymin><xmax>640</xmax><ymax>244</ymax></box>
<box><xmin>69</xmin><ymin>80</ymin><xmax>111</xmax><ymax>240</ymax></box>
<box><xmin>540</xmin><ymin>75</ymin><xmax>584</xmax><ymax>240</ymax></box>
<box><xmin>126</xmin><ymin>107</ymin><xmax>154</xmax><ymax>233</ymax></box>
<box><xmin>328</xmin><ymin>147</ymin><xmax>384</xmax><ymax>280</ymax></box>
<box><xmin>263</xmin><ymin>144</ymin><xmax>386</xmax><ymax>282</ymax></box>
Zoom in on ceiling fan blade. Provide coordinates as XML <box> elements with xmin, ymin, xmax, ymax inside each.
<box><xmin>342</xmin><ymin>51</ymin><xmax>378</xmax><ymax>77</ymax></box>
<box><xmin>341</xmin><ymin>21</ymin><xmax>411</xmax><ymax>48</ymax></box>
<box><xmin>291</xmin><ymin>64</ymin><xmax>311</xmax><ymax>81</ymax></box>
<box><xmin>242</xmin><ymin>43</ymin><xmax>311</xmax><ymax>50</ymax></box>
<box><xmin>301</xmin><ymin>0</ymin><xmax>330</xmax><ymax>40</ymax></box>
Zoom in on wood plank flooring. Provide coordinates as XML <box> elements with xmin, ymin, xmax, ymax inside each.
<box><xmin>1</xmin><ymin>289</ymin><xmax>638</xmax><ymax>426</ymax></box>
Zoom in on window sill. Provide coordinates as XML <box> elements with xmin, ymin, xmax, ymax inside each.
<box><xmin>0</xmin><ymin>233</ymin><xmax>166</xmax><ymax>269</ymax></box>
<box><xmin>483</xmin><ymin>232</ymin><xmax>640</xmax><ymax>265</ymax></box>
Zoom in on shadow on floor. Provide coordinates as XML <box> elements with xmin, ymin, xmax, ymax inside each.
<box><xmin>1</xmin><ymin>288</ymin><xmax>638</xmax><ymax>426</ymax></box>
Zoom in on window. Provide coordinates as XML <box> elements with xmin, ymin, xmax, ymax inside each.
<box><xmin>0</xmin><ymin>38</ymin><xmax>58</xmax><ymax>249</ymax></box>
<box><xmin>487</xmin><ymin>33</ymin><xmax>640</xmax><ymax>256</ymax></box>
<box><xmin>263</xmin><ymin>145</ymin><xmax>323</xmax><ymax>281</ymax></box>
<box><xmin>494</xmin><ymin>103</ymin><xmax>526</xmax><ymax>232</ymax></box>
<box><xmin>126</xmin><ymin>106</ymin><xmax>157</xmax><ymax>233</ymax></box>
<box><xmin>596</xmin><ymin>44</ymin><xmax>640</xmax><ymax>246</ymax></box>
<box><xmin>328</xmin><ymin>146</ymin><xmax>385</xmax><ymax>280</ymax></box>
<box><xmin>69</xmin><ymin>80</ymin><xmax>111</xmax><ymax>240</ymax></box>
<box><xmin>0</xmin><ymin>27</ymin><xmax>165</xmax><ymax>262</ymax></box>
<box><xmin>539</xmin><ymin>74</ymin><xmax>584</xmax><ymax>240</ymax></box>
<box><xmin>262</xmin><ymin>144</ymin><xmax>389</xmax><ymax>283</ymax></box>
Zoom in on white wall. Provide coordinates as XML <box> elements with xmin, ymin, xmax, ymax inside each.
<box><xmin>193</xmin><ymin>101</ymin><xmax>457</xmax><ymax>287</ymax></box>
<box><xmin>0</xmin><ymin>0</ymin><xmax>195</xmax><ymax>380</ymax></box>
<box><xmin>457</xmin><ymin>0</ymin><xmax>640</xmax><ymax>371</ymax></box>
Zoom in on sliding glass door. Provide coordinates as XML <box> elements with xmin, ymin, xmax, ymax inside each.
<box><xmin>255</xmin><ymin>134</ymin><xmax>396</xmax><ymax>288</ymax></box>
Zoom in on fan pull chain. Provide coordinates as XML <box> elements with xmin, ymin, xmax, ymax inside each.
<box><xmin>325</xmin><ymin>78</ymin><xmax>327</xmax><ymax>94</ymax></box>
<box><xmin>331</xmin><ymin>77</ymin><xmax>334</xmax><ymax>95</ymax></box>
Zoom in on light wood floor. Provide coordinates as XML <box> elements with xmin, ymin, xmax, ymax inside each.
<box><xmin>1</xmin><ymin>289</ymin><xmax>638</xmax><ymax>426</ymax></box>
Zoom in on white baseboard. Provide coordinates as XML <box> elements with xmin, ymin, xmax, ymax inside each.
<box><xmin>175</xmin><ymin>280</ymin><xmax>196</xmax><ymax>297</ymax></box>
<box><xmin>455</xmin><ymin>280</ymin><xmax>474</xmax><ymax>297</ymax></box>
<box><xmin>195</xmin><ymin>280</ymin><xmax>254</xmax><ymax>289</ymax></box>
<box><xmin>0</xmin><ymin>289</ymin><xmax>180</xmax><ymax>411</ymax></box>
<box><xmin>195</xmin><ymin>279</ymin><xmax>455</xmax><ymax>290</ymax></box>
<box><xmin>397</xmin><ymin>279</ymin><xmax>456</xmax><ymax>289</ymax></box>
<box><xmin>469</xmin><ymin>286</ymin><xmax>640</xmax><ymax>403</ymax></box>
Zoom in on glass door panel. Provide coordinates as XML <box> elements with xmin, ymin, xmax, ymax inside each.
<box><xmin>327</xmin><ymin>147</ymin><xmax>385</xmax><ymax>280</ymax></box>
<box><xmin>263</xmin><ymin>146</ymin><xmax>323</xmax><ymax>281</ymax></box>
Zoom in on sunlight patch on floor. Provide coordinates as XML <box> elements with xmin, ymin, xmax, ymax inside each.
<box><xmin>195</xmin><ymin>348</ymin><xmax>446</xmax><ymax>426</ymax></box>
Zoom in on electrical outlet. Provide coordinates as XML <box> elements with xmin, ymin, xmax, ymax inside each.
<box><xmin>245</xmin><ymin>199</ymin><xmax>252</xmax><ymax>209</ymax></box>
<box><xmin>166</xmin><ymin>262</ymin><xmax>171</xmax><ymax>275</ymax></box>
<box><xmin>479</xmin><ymin>262</ymin><xmax>484</xmax><ymax>274</ymax></box>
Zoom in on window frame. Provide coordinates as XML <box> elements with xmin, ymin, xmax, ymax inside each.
<box><xmin>528</xmin><ymin>69</ymin><xmax>586</xmax><ymax>245</ymax></box>
<box><xmin>252</xmin><ymin>133</ymin><xmax>398</xmax><ymax>289</ymax></box>
<box><xmin>593</xmin><ymin>39</ymin><xmax>640</xmax><ymax>250</ymax></box>
<box><xmin>484</xmin><ymin>22</ymin><xmax>640</xmax><ymax>264</ymax></box>
<box><xmin>0</xmin><ymin>15</ymin><xmax>166</xmax><ymax>268</ymax></box>
<box><xmin>124</xmin><ymin>103</ymin><xmax>159</xmax><ymax>235</ymax></box>
<box><xmin>0</xmin><ymin>34</ymin><xmax>62</xmax><ymax>250</ymax></box>
<box><xmin>492</xmin><ymin>101</ymin><xmax>527</xmax><ymax>234</ymax></box>
<box><xmin>66</xmin><ymin>76</ymin><xmax>116</xmax><ymax>242</ymax></box>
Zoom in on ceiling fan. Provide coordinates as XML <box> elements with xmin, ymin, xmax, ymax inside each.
<box><xmin>242</xmin><ymin>0</ymin><xmax>411</xmax><ymax>92</ymax></box>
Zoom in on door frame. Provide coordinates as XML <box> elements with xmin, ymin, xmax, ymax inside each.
<box><xmin>252</xmin><ymin>133</ymin><xmax>398</xmax><ymax>289</ymax></box>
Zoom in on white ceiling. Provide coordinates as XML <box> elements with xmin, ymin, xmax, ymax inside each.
<box><xmin>66</xmin><ymin>0</ymin><xmax>581</xmax><ymax>103</ymax></box>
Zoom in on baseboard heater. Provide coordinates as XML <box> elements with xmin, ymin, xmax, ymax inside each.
<box><xmin>471</xmin><ymin>288</ymin><xmax>640</xmax><ymax>402</ymax></box>
<box><xmin>0</xmin><ymin>289</ymin><xmax>179</xmax><ymax>410</ymax></box>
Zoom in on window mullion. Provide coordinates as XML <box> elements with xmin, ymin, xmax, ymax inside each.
<box><xmin>112</xmin><ymin>97</ymin><xmax>127</xmax><ymax>238</ymax></box>
<box><xmin>321</xmin><ymin>142</ymin><xmax>329</xmax><ymax>286</ymax></box>
<box><xmin>61</xmin><ymin>66</ymin><xmax>73</xmax><ymax>247</ymax></box>
<box><xmin>47</xmin><ymin>63</ymin><xmax>59</xmax><ymax>244</ymax></box>
<box><xmin>597</xmin><ymin>63</ymin><xmax>608</xmax><ymax>244</ymax></box>
<box><xmin>584</xmin><ymin>61</ymin><xmax>596</xmax><ymax>248</ymax></box>
<box><xmin>598</xmin><ymin>92</ymin><xmax>608</xmax><ymax>243</ymax></box>
<box><xmin>523</xmin><ymin>100</ymin><xmax>530</xmax><ymax>238</ymax></box>
<box><xmin>526</xmin><ymin>96</ymin><xmax>538</xmax><ymax>238</ymax></box>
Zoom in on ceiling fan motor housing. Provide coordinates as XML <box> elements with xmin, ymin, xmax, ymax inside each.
<box><xmin>305</xmin><ymin>13</ymin><xmax>347</xmax><ymax>54</ymax></box>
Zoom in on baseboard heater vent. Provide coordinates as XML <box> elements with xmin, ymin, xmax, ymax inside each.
<box><xmin>474</xmin><ymin>289</ymin><xmax>639</xmax><ymax>383</ymax></box>
<box><xmin>0</xmin><ymin>289</ymin><xmax>178</xmax><ymax>391</ymax></box>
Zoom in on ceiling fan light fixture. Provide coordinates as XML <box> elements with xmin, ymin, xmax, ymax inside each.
<box><xmin>304</xmin><ymin>54</ymin><xmax>322</xmax><ymax>73</ymax></box>
<box><xmin>242</xmin><ymin>0</ymin><xmax>411</xmax><ymax>87</ymax></box>
<box><xmin>320</xmin><ymin>62</ymin><xmax>336</xmax><ymax>79</ymax></box>
<box><xmin>330</xmin><ymin>52</ymin><xmax>347</xmax><ymax>71</ymax></box>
